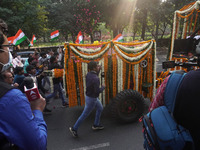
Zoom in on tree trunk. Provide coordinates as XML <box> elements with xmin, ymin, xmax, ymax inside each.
<box><xmin>141</xmin><ymin>9</ymin><xmax>147</xmax><ymax>40</ymax></box>
<box><xmin>155</xmin><ymin>19</ymin><xmax>159</xmax><ymax>41</ymax></box>
<box><xmin>71</xmin><ymin>32</ymin><xmax>76</xmax><ymax>43</ymax></box>
<box><xmin>65</xmin><ymin>33</ymin><xmax>68</xmax><ymax>42</ymax></box>
<box><xmin>113</xmin><ymin>24</ymin><xmax>119</xmax><ymax>38</ymax></box>
<box><xmin>90</xmin><ymin>34</ymin><xmax>94</xmax><ymax>43</ymax></box>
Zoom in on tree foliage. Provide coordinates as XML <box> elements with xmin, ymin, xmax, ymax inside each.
<box><xmin>0</xmin><ymin>0</ymin><xmax>198</xmax><ymax>44</ymax></box>
<box><xmin>0</xmin><ymin>0</ymin><xmax>48</xmax><ymax>40</ymax></box>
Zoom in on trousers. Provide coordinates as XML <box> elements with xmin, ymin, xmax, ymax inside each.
<box><xmin>73</xmin><ymin>95</ymin><xmax>103</xmax><ymax>131</ymax></box>
<box><xmin>45</xmin><ymin>82</ymin><xmax>66</xmax><ymax>105</ymax></box>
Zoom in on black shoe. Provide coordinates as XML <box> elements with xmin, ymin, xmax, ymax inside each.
<box><xmin>62</xmin><ymin>102</ymin><xmax>69</xmax><ymax>107</ymax></box>
<box><xmin>69</xmin><ymin>127</ymin><xmax>78</xmax><ymax>137</ymax></box>
<box><xmin>92</xmin><ymin>125</ymin><xmax>104</xmax><ymax>130</ymax></box>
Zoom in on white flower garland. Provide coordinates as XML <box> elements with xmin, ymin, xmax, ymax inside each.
<box><xmin>77</xmin><ymin>46</ymin><xmax>102</xmax><ymax>53</ymax></box>
<box><xmin>116</xmin><ymin>42</ymin><xmax>149</xmax><ymax>53</ymax></box>
<box><xmin>182</xmin><ymin>17</ymin><xmax>187</xmax><ymax>39</ymax></box>
<box><xmin>120</xmin><ymin>57</ymin><xmax>123</xmax><ymax>92</ymax></box>
<box><xmin>176</xmin><ymin>1</ymin><xmax>200</xmax><ymax>15</ymax></box>
<box><xmin>98</xmin><ymin>58</ymin><xmax>106</xmax><ymax>106</ymax></box>
<box><xmin>70</xmin><ymin>43</ymin><xmax>110</xmax><ymax>60</ymax></box>
<box><xmin>134</xmin><ymin>64</ymin><xmax>139</xmax><ymax>91</ymax></box>
<box><xmin>63</xmin><ymin>48</ymin><xmax>67</xmax><ymax>97</ymax></box>
<box><xmin>117</xmin><ymin>56</ymin><xmax>121</xmax><ymax>93</ymax></box>
<box><xmin>152</xmin><ymin>42</ymin><xmax>157</xmax><ymax>98</ymax></box>
<box><xmin>114</xmin><ymin>41</ymin><xmax>153</xmax><ymax>61</ymax></box>
<box><xmin>82</xmin><ymin>62</ymin><xmax>87</xmax><ymax>99</ymax></box>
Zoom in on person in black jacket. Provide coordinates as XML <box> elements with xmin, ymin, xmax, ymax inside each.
<box><xmin>69</xmin><ymin>61</ymin><xmax>105</xmax><ymax>137</ymax></box>
<box><xmin>45</xmin><ymin>56</ymin><xmax>68</xmax><ymax>107</ymax></box>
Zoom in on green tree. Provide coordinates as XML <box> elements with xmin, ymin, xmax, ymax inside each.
<box><xmin>74</xmin><ymin>0</ymin><xmax>101</xmax><ymax>43</ymax></box>
<box><xmin>0</xmin><ymin>0</ymin><xmax>48</xmax><ymax>43</ymax></box>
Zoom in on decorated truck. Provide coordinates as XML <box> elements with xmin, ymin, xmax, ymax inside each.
<box><xmin>58</xmin><ymin>40</ymin><xmax>157</xmax><ymax>123</ymax></box>
<box><xmin>157</xmin><ymin>1</ymin><xmax>200</xmax><ymax>83</ymax></box>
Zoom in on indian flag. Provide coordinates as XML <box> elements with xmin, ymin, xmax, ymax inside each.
<box><xmin>51</xmin><ymin>30</ymin><xmax>59</xmax><ymax>41</ymax></box>
<box><xmin>75</xmin><ymin>31</ymin><xmax>83</xmax><ymax>44</ymax></box>
<box><xmin>11</xmin><ymin>29</ymin><xmax>27</xmax><ymax>46</ymax></box>
<box><xmin>7</xmin><ymin>36</ymin><xmax>14</xmax><ymax>44</ymax></box>
<box><xmin>113</xmin><ymin>34</ymin><xmax>124</xmax><ymax>42</ymax></box>
<box><xmin>29</xmin><ymin>35</ymin><xmax>36</xmax><ymax>46</ymax></box>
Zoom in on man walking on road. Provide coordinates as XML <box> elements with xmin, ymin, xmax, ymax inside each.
<box><xmin>69</xmin><ymin>61</ymin><xmax>105</xmax><ymax>137</ymax></box>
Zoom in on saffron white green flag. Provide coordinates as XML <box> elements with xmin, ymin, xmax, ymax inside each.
<box><xmin>75</xmin><ymin>31</ymin><xmax>83</xmax><ymax>44</ymax></box>
<box><xmin>112</xmin><ymin>34</ymin><xmax>124</xmax><ymax>42</ymax></box>
<box><xmin>29</xmin><ymin>35</ymin><xmax>36</xmax><ymax>46</ymax></box>
<box><xmin>11</xmin><ymin>29</ymin><xmax>27</xmax><ymax>46</ymax></box>
<box><xmin>7</xmin><ymin>36</ymin><xmax>14</xmax><ymax>44</ymax></box>
<box><xmin>51</xmin><ymin>30</ymin><xmax>59</xmax><ymax>41</ymax></box>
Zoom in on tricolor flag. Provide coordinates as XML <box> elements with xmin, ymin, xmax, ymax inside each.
<box><xmin>112</xmin><ymin>33</ymin><xmax>124</xmax><ymax>42</ymax></box>
<box><xmin>51</xmin><ymin>30</ymin><xmax>59</xmax><ymax>41</ymax></box>
<box><xmin>29</xmin><ymin>35</ymin><xmax>36</xmax><ymax>46</ymax></box>
<box><xmin>7</xmin><ymin>36</ymin><xmax>14</xmax><ymax>44</ymax></box>
<box><xmin>11</xmin><ymin>29</ymin><xmax>27</xmax><ymax>46</ymax></box>
<box><xmin>75</xmin><ymin>31</ymin><xmax>83</xmax><ymax>44</ymax></box>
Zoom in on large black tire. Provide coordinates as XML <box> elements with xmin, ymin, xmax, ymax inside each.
<box><xmin>111</xmin><ymin>89</ymin><xmax>145</xmax><ymax>123</ymax></box>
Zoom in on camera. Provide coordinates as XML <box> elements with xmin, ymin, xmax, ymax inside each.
<box><xmin>163</xmin><ymin>35</ymin><xmax>200</xmax><ymax>71</ymax></box>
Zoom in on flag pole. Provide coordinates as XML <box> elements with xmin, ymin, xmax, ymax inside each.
<box><xmin>26</xmin><ymin>37</ymin><xmax>31</xmax><ymax>43</ymax></box>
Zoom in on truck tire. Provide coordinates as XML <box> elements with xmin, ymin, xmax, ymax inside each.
<box><xmin>111</xmin><ymin>89</ymin><xmax>145</xmax><ymax>123</ymax></box>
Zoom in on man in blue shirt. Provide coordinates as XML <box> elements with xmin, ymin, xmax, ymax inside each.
<box><xmin>69</xmin><ymin>61</ymin><xmax>105</xmax><ymax>137</ymax></box>
<box><xmin>0</xmin><ymin>19</ymin><xmax>47</xmax><ymax>150</ymax></box>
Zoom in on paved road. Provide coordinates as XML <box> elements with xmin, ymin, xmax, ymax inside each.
<box><xmin>44</xmin><ymin>97</ymin><xmax>150</xmax><ymax>150</ymax></box>
<box><xmin>156</xmin><ymin>47</ymin><xmax>168</xmax><ymax>72</ymax></box>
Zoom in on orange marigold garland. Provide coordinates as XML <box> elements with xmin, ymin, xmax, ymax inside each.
<box><xmin>112</xmin><ymin>54</ymin><xmax>117</xmax><ymax>97</ymax></box>
<box><xmin>103</xmin><ymin>54</ymin><xmax>109</xmax><ymax>104</ymax></box>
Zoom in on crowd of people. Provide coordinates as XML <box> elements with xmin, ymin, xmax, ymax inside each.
<box><xmin>10</xmin><ymin>47</ymin><xmax>68</xmax><ymax>112</ymax></box>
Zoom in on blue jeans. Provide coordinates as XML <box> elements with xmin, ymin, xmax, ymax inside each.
<box><xmin>46</xmin><ymin>82</ymin><xmax>66</xmax><ymax>105</ymax></box>
<box><xmin>73</xmin><ymin>95</ymin><xmax>103</xmax><ymax>131</ymax></box>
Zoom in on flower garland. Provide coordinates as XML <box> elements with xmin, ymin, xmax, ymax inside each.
<box><xmin>67</xmin><ymin>60</ymin><xmax>78</xmax><ymax>107</ymax></box>
<box><xmin>69</xmin><ymin>43</ymin><xmax>110</xmax><ymax>60</ymax></box>
<box><xmin>82</xmin><ymin>62</ymin><xmax>87</xmax><ymax>98</ymax></box>
<box><xmin>76</xmin><ymin>46</ymin><xmax>101</xmax><ymax>53</ymax></box>
<box><xmin>122</xmin><ymin>61</ymin><xmax>126</xmax><ymax>90</ymax></box>
<box><xmin>52</xmin><ymin>69</ymin><xmax>64</xmax><ymax>78</ymax></box>
<box><xmin>134</xmin><ymin>64</ymin><xmax>139</xmax><ymax>91</ymax></box>
<box><xmin>127</xmin><ymin>64</ymin><xmax>131</xmax><ymax>89</ymax></box>
<box><xmin>113</xmin><ymin>41</ymin><xmax>153</xmax><ymax>62</ymax></box>
<box><xmin>103</xmin><ymin>54</ymin><xmax>109</xmax><ymax>104</ymax></box>
<box><xmin>75</xmin><ymin>45</ymin><xmax>107</xmax><ymax>56</ymax></box>
<box><xmin>115</xmin><ymin>44</ymin><xmax>150</xmax><ymax>57</ymax></box>
<box><xmin>113</xmin><ymin>40</ymin><xmax>152</xmax><ymax>46</ymax></box>
<box><xmin>77</xmin><ymin>61</ymin><xmax>85</xmax><ymax>105</ymax></box>
<box><xmin>117</xmin><ymin>55</ymin><xmax>123</xmax><ymax>93</ymax></box>
<box><xmin>116</xmin><ymin>42</ymin><xmax>150</xmax><ymax>53</ymax></box>
<box><xmin>132</xmin><ymin>65</ymin><xmax>136</xmax><ymax>90</ymax></box>
<box><xmin>112</xmin><ymin>54</ymin><xmax>117</xmax><ymax>97</ymax></box>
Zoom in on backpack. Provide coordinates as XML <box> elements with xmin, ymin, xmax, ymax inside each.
<box><xmin>142</xmin><ymin>71</ymin><xmax>194</xmax><ymax>150</ymax></box>
<box><xmin>0</xmin><ymin>81</ymin><xmax>19</xmax><ymax>150</ymax></box>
